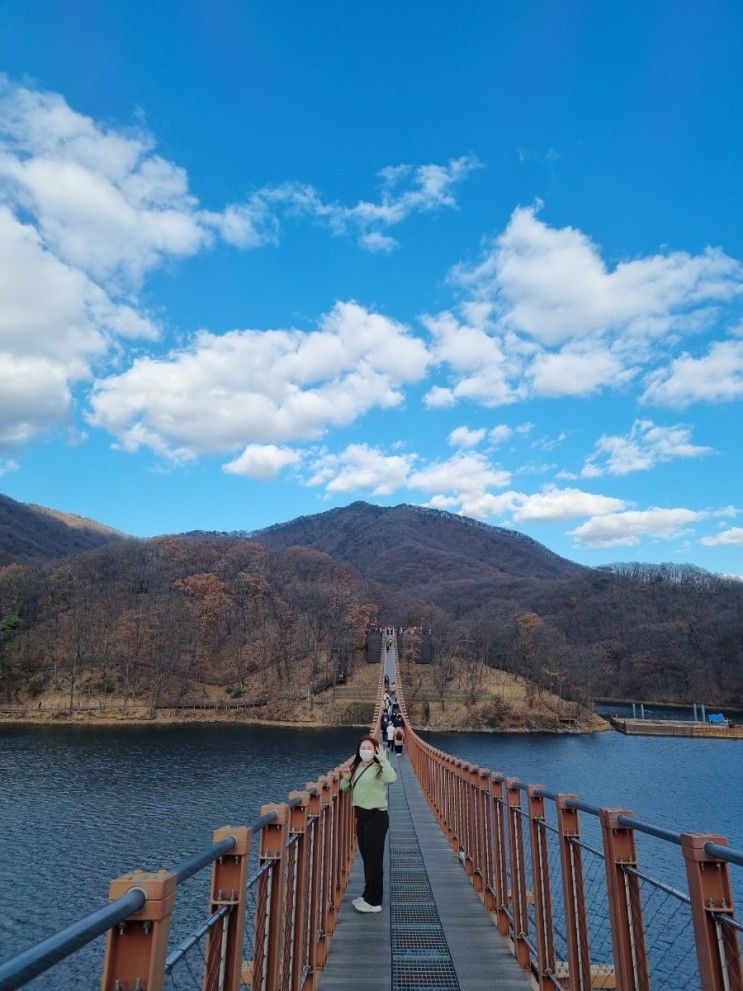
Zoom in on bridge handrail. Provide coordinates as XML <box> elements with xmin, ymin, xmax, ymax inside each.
<box><xmin>390</xmin><ymin>643</ymin><xmax>742</xmax><ymax>991</ymax></box>
<box><xmin>0</xmin><ymin>811</ymin><xmax>281</xmax><ymax>991</ymax></box>
<box><xmin>0</xmin><ymin>888</ymin><xmax>147</xmax><ymax>991</ymax></box>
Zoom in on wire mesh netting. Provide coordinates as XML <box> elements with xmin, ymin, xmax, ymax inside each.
<box><xmin>242</xmin><ymin>860</ymin><xmax>273</xmax><ymax>990</ymax></box>
<box><xmin>625</xmin><ymin>866</ymin><xmax>700</xmax><ymax>991</ymax></box>
<box><xmin>543</xmin><ymin>822</ymin><xmax>569</xmax><ymax>971</ymax></box>
<box><xmin>164</xmin><ymin>905</ymin><xmax>233</xmax><ymax>991</ymax></box>
<box><xmin>570</xmin><ymin>837</ymin><xmax>615</xmax><ymax>984</ymax></box>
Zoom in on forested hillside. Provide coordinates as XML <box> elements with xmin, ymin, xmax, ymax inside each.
<box><xmin>1</xmin><ymin>499</ymin><xmax>741</xmax><ymax>716</ymax></box>
<box><xmin>0</xmin><ymin>494</ymin><xmax>122</xmax><ymax>565</ymax></box>
<box><xmin>0</xmin><ymin>536</ymin><xmax>376</xmax><ymax>714</ymax></box>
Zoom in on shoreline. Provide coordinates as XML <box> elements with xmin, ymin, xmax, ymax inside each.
<box><xmin>0</xmin><ymin>710</ymin><xmax>611</xmax><ymax>734</ymax></box>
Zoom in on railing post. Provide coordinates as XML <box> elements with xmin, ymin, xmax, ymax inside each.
<box><xmin>681</xmin><ymin>833</ymin><xmax>743</xmax><ymax>991</ymax></box>
<box><xmin>479</xmin><ymin>769</ymin><xmax>495</xmax><ymax>909</ymax></box>
<box><xmin>490</xmin><ymin>773</ymin><xmax>510</xmax><ymax>937</ymax></box>
<box><xmin>556</xmin><ymin>794</ymin><xmax>592</xmax><ymax>991</ymax></box>
<box><xmin>288</xmin><ymin>793</ymin><xmax>310</xmax><ymax>991</ymax></box>
<box><xmin>205</xmin><ymin>826</ymin><xmax>250</xmax><ymax>991</ymax></box>
<box><xmin>100</xmin><ymin>870</ymin><xmax>176</xmax><ymax>991</ymax></box>
<box><xmin>528</xmin><ymin>786</ymin><xmax>556</xmax><ymax>989</ymax></box>
<box><xmin>600</xmin><ymin>809</ymin><xmax>649</xmax><ymax>991</ymax></box>
<box><xmin>506</xmin><ymin>777</ymin><xmax>531</xmax><ymax>971</ymax></box>
<box><xmin>326</xmin><ymin>770</ymin><xmax>342</xmax><ymax>937</ymax></box>
<box><xmin>260</xmin><ymin>802</ymin><xmax>290</xmax><ymax>991</ymax></box>
<box><xmin>460</xmin><ymin>763</ymin><xmax>475</xmax><ymax>878</ymax></box>
<box><xmin>315</xmin><ymin>776</ymin><xmax>333</xmax><ymax>968</ymax></box>
<box><xmin>302</xmin><ymin>784</ymin><xmax>323</xmax><ymax>991</ymax></box>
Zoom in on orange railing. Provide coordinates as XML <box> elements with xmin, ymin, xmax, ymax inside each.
<box><xmin>393</xmin><ymin>649</ymin><xmax>743</xmax><ymax>991</ymax></box>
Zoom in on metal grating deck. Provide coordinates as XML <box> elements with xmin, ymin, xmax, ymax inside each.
<box><xmin>388</xmin><ymin>762</ymin><xmax>461</xmax><ymax>991</ymax></box>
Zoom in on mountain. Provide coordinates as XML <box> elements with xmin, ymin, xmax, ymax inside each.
<box><xmin>253</xmin><ymin>501</ymin><xmax>585</xmax><ymax>606</ymax></box>
<box><xmin>0</xmin><ymin>493</ymin><xmax>123</xmax><ymax>566</ymax></box>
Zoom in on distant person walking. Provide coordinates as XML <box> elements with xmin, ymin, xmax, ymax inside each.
<box><xmin>340</xmin><ymin>736</ymin><xmax>396</xmax><ymax>913</ymax></box>
<box><xmin>394</xmin><ymin>725</ymin><xmax>404</xmax><ymax>755</ymax></box>
<box><xmin>386</xmin><ymin>720</ymin><xmax>396</xmax><ymax>752</ymax></box>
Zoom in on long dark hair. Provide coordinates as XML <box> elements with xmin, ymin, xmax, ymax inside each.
<box><xmin>349</xmin><ymin>735</ymin><xmax>382</xmax><ymax>778</ymax></box>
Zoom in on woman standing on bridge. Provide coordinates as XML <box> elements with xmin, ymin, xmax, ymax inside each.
<box><xmin>340</xmin><ymin>736</ymin><xmax>397</xmax><ymax>913</ymax></box>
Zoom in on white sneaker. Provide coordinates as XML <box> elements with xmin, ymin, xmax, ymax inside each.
<box><xmin>354</xmin><ymin>899</ymin><xmax>382</xmax><ymax>913</ymax></box>
<box><xmin>352</xmin><ymin>896</ymin><xmax>365</xmax><ymax>908</ymax></box>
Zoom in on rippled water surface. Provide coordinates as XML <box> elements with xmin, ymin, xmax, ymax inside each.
<box><xmin>1</xmin><ymin>723</ymin><xmax>741</xmax><ymax>988</ymax></box>
<box><xmin>0</xmin><ymin>723</ymin><xmax>360</xmax><ymax>988</ymax></box>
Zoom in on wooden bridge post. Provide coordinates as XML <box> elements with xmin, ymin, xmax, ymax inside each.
<box><xmin>460</xmin><ymin>763</ymin><xmax>476</xmax><ymax>878</ymax></box>
<box><xmin>506</xmin><ymin>778</ymin><xmax>531</xmax><ymax>971</ymax></box>
<box><xmin>490</xmin><ymin>773</ymin><xmax>510</xmax><ymax>937</ymax></box>
<box><xmin>205</xmin><ymin>826</ymin><xmax>250</xmax><ymax>991</ymax></box>
<box><xmin>326</xmin><ymin>770</ymin><xmax>342</xmax><ymax>938</ymax></box>
<box><xmin>100</xmin><ymin>870</ymin><xmax>176</xmax><ymax>991</ymax></box>
<box><xmin>259</xmin><ymin>802</ymin><xmax>290</xmax><ymax>991</ymax></box>
<box><xmin>479</xmin><ymin>769</ymin><xmax>495</xmax><ymax>909</ymax></box>
<box><xmin>600</xmin><ymin>809</ymin><xmax>650</xmax><ymax>991</ymax></box>
<box><xmin>527</xmin><ymin>787</ymin><xmax>556</xmax><ymax>990</ymax></box>
<box><xmin>556</xmin><ymin>794</ymin><xmax>592</xmax><ymax>991</ymax></box>
<box><xmin>302</xmin><ymin>783</ymin><xmax>323</xmax><ymax>991</ymax></box>
<box><xmin>681</xmin><ymin>833</ymin><xmax>743</xmax><ymax>991</ymax></box>
<box><xmin>287</xmin><ymin>792</ymin><xmax>311</xmax><ymax>991</ymax></box>
<box><xmin>444</xmin><ymin>756</ymin><xmax>456</xmax><ymax>848</ymax></box>
<box><xmin>468</xmin><ymin>764</ymin><xmax>484</xmax><ymax>891</ymax></box>
<box><xmin>314</xmin><ymin>776</ymin><xmax>332</xmax><ymax>969</ymax></box>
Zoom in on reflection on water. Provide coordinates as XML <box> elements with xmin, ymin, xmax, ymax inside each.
<box><xmin>1</xmin><ymin>723</ymin><xmax>741</xmax><ymax>988</ymax></box>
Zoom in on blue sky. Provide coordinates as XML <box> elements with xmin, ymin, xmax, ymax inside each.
<box><xmin>1</xmin><ymin>1</ymin><xmax>742</xmax><ymax>573</ymax></box>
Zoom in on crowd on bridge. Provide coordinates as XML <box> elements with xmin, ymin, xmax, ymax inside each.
<box><xmin>382</xmin><ymin>673</ymin><xmax>405</xmax><ymax>755</ymax></box>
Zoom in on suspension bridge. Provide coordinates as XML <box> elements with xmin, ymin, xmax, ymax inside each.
<box><xmin>0</xmin><ymin>633</ymin><xmax>741</xmax><ymax>991</ymax></box>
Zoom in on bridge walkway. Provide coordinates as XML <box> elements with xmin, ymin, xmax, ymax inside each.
<box><xmin>319</xmin><ymin>750</ymin><xmax>529</xmax><ymax>990</ymax></box>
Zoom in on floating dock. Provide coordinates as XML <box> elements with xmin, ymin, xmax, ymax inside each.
<box><xmin>610</xmin><ymin>716</ymin><xmax>743</xmax><ymax>738</ymax></box>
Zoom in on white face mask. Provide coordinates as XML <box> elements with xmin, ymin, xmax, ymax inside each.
<box><xmin>359</xmin><ymin>748</ymin><xmax>375</xmax><ymax>763</ymax></box>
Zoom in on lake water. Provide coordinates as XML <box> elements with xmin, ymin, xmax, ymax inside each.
<box><xmin>1</xmin><ymin>723</ymin><xmax>741</xmax><ymax>988</ymax></box>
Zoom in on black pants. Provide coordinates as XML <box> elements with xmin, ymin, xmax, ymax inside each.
<box><xmin>355</xmin><ymin>807</ymin><xmax>389</xmax><ymax>907</ymax></box>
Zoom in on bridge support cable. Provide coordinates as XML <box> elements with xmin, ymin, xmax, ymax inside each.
<box><xmin>390</xmin><ymin>643</ymin><xmax>743</xmax><ymax>991</ymax></box>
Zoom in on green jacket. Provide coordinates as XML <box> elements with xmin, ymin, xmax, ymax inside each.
<box><xmin>340</xmin><ymin>752</ymin><xmax>397</xmax><ymax>810</ymax></box>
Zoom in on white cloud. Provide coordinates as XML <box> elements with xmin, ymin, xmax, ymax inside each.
<box><xmin>454</xmin><ymin>204</ymin><xmax>743</xmax><ymax>345</ymax></box>
<box><xmin>89</xmin><ymin>302</ymin><xmax>429</xmax><ymax>459</ymax></box>
<box><xmin>0</xmin><ymin>79</ymin><xmax>212</xmax><ymax>289</ymax></box>
<box><xmin>0</xmin><ymin>205</ymin><xmax>160</xmax><ymax>446</ymax></box>
<box><xmin>448</xmin><ymin>426</ymin><xmax>486</xmax><ymax>448</ymax></box>
<box><xmin>424</xmin><ymin>204</ymin><xmax>743</xmax><ymax>410</ymax></box>
<box><xmin>0</xmin><ymin>458</ymin><xmax>19</xmax><ymax>477</ymax></box>
<box><xmin>528</xmin><ymin>346</ymin><xmax>631</xmax><ymax>397</ymax></box>
<box><xmin>642</xmin><ymin>337</ymin><xmax>743</xmax><ymax>407</ymax></box>
<box><xmin>489</xmin><ymin>424</ymin><xmax>513</xmax><ymax>444</ymax></box>
<box><xmin>0</xmin><ymin>78</ymin><xmax>479</xmax><ymax>453</ymax></box>
<box><xmin>423</xmin><ymin>386</ymin><xmax>457</xmax><ymax>409</ymax></box>
<box><xmin>570</xmin><ymin>508</ymin><xmax>707</xmax><ymax>548</ymax></box>
<box><xmin>308</xmin><ymin>444</ymin><xmax>415</xmax><ymax>496</ymax></box>
<box><xmin>408</xmin><ymin>451</ymin><xmax>511</xmax><ymax>497</ymax></box>
<box><xmin>581</xmin><ymin>419</ymin><xmax>713</xmax><ymax>477</ymax></box>
<box><xmin>700</xmin><ymin>528</ymin><xmax>743</xmax><ymax>547</ymax></box>
<box><xmin>223</xmin><ymin>444</ymin><xmax>301</xmax><ymax>479</ymax></box>
<box><xmin>513</xmin><ymin>485</ymin><xmax>627</xmax><ymax>522</ymax></box>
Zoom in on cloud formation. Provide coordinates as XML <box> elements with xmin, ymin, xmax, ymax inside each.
<box><xmin>700</xmin><ymin>527</ymin><xmax>743</xmax><ymax>547</ymax></box>
<box><xmin>0</xmin><ymin>78</ymin><xmax>475</xmax><ymax>452</ymax></box>
<box><xmin>570</xmin><ymin>508</ymin><xmax>706</xmax><ymax>548</ymax></box>
<box><xmin>424</xmin><ymin>204</ymin><xmax>743</xmax><ymax>409</ymax></box>
<box><xmin>90</xmin><ymin>302</ymin><xmax>428</xmax><ymax>460</ymax></box>
<box><xmin>223</xmin><ymin>444</ymin><xmax>301</xmax><ymax>479</ymax></box>
<box><xmin>580</xmin><ymin>419</ymin><xmax>712</xmax><ymax>477</ymax></box>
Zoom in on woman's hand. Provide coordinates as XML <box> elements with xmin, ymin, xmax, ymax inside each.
<box><xmin>340</xmin><ymin>766</ymin><xmax>352</xmax><ymax>780</ymax></box>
